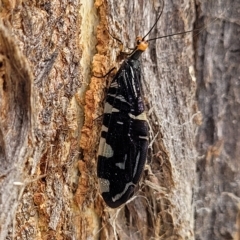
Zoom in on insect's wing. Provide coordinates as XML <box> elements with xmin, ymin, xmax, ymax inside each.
<box><xmin>97</xmin><ymin>60</ymin><xmax>149</xmax><ymax>208</ymax></box>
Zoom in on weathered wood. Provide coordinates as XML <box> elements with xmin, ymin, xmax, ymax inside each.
<box><xmin>0</xmin><ymin>24</ymin><xmax>32</xmax><ymax>240</ymax></box>
<box><xmin>0</xmin><ymin>0</ymin><xmax>81</xmax><ymax>239</ymax></box>
<box><xmin>195</xmin><ymin>1</ymin><xmax>240</xmax><ymax>239</ymax></box>
<box><xmin>0</xmin><ymin>0</ymin><xmax>238</xmax><ymax>239</ymax></box>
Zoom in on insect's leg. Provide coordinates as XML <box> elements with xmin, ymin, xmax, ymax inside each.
<box><xmin>92</xmin><ymin>67</ymin><xmax>116</xmax><ymax>78</ymax></box>
<box><xmin>106</xmin><ymin>28</ymin><xmax>134</xmax><ymax>53</ymax></box>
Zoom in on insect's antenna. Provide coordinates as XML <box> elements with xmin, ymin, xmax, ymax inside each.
<box><xmin>142</xmin><ymin>0</ymin><xmax>165</xmax><ymax>40</ymax></box>
<box><xmin>147</xmin><ymin>29</ymin><xmax>195</xmax><ymax>42</ymax></box>
<box><xmin>147</xmin><ymin>15</ymin><xmax>220</xmax><ymax>42</ymax></box>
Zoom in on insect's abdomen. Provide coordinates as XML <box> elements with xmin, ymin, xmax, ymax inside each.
<box><xmin>97</xmin><ymin>59</ymin><xmax>149</xmax><ymax>208</ymax></box>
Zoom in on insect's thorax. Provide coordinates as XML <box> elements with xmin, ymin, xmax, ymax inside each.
<box><xmin>129</xmin><ymin>48</ymin><xmax>145</xmax><ymax>61</ymax></box>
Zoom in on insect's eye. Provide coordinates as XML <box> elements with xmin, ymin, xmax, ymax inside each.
<box><xmin>136</xmin><ymin>37</ymin><xmax>142</xmax><ymax>46</ymax></box>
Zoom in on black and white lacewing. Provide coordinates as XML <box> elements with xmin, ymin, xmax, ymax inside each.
<box><xmin>96</xmin><ymin>2</ymin><xmax>196</xmax><ymax>208</ymax></box>
<box><xmin>97</xmin><ymin>36</ymin><xmax>150</xmax><ymax>208</ymax></box>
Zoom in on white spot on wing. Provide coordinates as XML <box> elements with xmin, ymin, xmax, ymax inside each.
<box><xmin>117</xmin><ymin>121</ymin><xmax>123</xmax><ymax>125</ymax></box>
<box><xmin>98</xmin><ymin>137</ymin><xmax>114</xmax><ymax>158</ymax></box>
<box><xmin>115</xmin><ymin>154</ymin><xmax>127</xmax><ymax>169</ymax></box>
<box><xmin>139</xmin><ymin>136</ymin><xmax>148</xmax><ymax>140</ymax></box>
<box><xmin>104</xmin><ymin>102</ymin><xmax>112</xmax><ymax>113</ymax></box>
<box><xmin>112</xmin><ymin>182</ymin><xmax>134</xmax><ymax>202</ymax></box>
<box><xmin>133</xmin><ymin>151</ymin><xmax>140</xmax><ymax>177</ymax></box>
<box><xmin>110</xmin><ymin>82</ymin><xmax>118</xmax><ymax>88</ymax></box>
<box><xmin>104</xmin><ymin>143</ymin><xmax>114</xmax><ymax>158</ymax></box>
<box><xmin>128</xmin><ymin>112</ymin><xmax>147</xmax><ymax>121</ymax></box>
<box><xmin>107</xmin><ymin>94</ymin><xmax>129</xmax><ymax>104</ymax></box>
<box><xmin>99</xmin><ymin>178</ymin><xmax>110</xmax><ymax>193</ymax></box>
<box><xmin>101</xmin><ymin>125</ymin><xmax>108</xmax><ymax>133</ymax></box>
<box><xmin>104</xmin><ymin>102</ymin><xmax>120</xmax><ymax>113</ymax></box>
<box><xmin>112</xmin><ymin>108</ymin><xmax>120</xmax><ymax>112</ymax></box>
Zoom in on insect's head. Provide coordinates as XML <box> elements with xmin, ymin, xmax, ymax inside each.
<box><xmin>136</xmin><ymin>37</ymin><xmax>149</xmax><ymax>52</ymax></box>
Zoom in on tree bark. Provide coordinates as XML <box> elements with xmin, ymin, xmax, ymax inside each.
<box><xmin>195</xmin><ymin>1</ymin><xmax>240</xmax><ymax>239</ymax></box>
<box><xmin>0</xmin><ymin>0</ymin><xmax>82</xmax><ymax>239</ymax></box>
<box><xmin>0</xmin><ymin>0</ymin><xmax>238</xmax><ymax>239</ymax></box>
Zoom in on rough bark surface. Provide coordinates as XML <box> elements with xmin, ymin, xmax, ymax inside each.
<box><xmin>195</xmin><ymin>1</ymin><xmax>240</xmax><ymax>239</ymax></box>
<box><xmin>0</xmin><ymin>24</ymin><xmax>32</xmax><ymax>240</ymax></box>
<box><xmin>0</xmin><ymin>0</ymin><xmax>82</xmax><ymax>239</ymax></box>
<box><xmin>0</xmin><ymin>0</ymin><xmax>238</xmax><ymax>240</ymax></box>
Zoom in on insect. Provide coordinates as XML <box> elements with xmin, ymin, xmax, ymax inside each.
<box><xmin>97</xmin><ymin>2</ymin><xmax>195</xmax><ymax>208</ymax></box>
<box><xmin>97</xmin><ymin>35</ymin><xmax>150</xmax><ymax>208</ymax></box>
